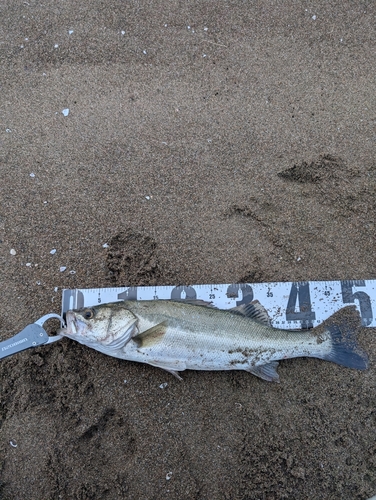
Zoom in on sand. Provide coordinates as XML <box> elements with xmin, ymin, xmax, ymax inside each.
<box><xmin>1</xmin><ymin>0</ymin><xmax>375</xmax><ymax>498</ymax></box>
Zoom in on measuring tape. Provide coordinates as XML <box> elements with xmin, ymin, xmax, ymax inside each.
<box><xmin>61</xmin><ymin>280</ymin><xmax>376</xmax><ymax>329</ymax></box>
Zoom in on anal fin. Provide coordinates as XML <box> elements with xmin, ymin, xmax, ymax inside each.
<box><xmin>246</xmin><ymin>361</ymin><xmax>280</xmax><ymax>383</ymax></box>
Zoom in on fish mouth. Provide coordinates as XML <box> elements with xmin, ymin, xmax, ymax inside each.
<box><xmin>60</xmin><ymin>311</ymin><xmax>79</xmax><ymax>338</ymax></box>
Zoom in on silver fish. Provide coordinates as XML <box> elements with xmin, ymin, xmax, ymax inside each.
<box><xmin>58</xmin><ymin>300</ymin><xmax>368</xmax><ymax>382</ymax></box>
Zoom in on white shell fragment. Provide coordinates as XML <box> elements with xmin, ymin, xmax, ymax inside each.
<box><xmin>102</xmin><ymin>243</ymin><xmax>109</xmax><ymax>248</ymax></box>
<box><xmin>26</xmin><ymin>263</ymin><xmax>32</xmax><ymax>267</ymax></box>
<box><xmin>62</xmin><ymin>108</ymin><xmax>69</xmax><ymax>116</ymax></box>
<box><xmin>59</xmin><ymin>266</ymin><xmax>67</xmax><ymax>272</ymax></box>
<box><xmin>159</xmin><ymin>382</ymin><xmax>168</xmax><ymax>389</ymax></box>
<box><xmin>10</xmin><ymin>249</ymin><xmax>16</xmax><ymax>255</ymax></box>
<box><xmin>68</xmin><ymin>29</ymin><xmax>74</xmax><ymax>35</ymax></box>
<box><xmin>166</xmin><ymin>472</ymin><xmax>173</xmax><ymax>480</ymax></box>
<box><xmin>50</xmin><ymin>249</ymin><xmax>56</xmax><ymax>255</ymax></box>
<box><xmin>30</xmin><ymin>173</ymin><xmax>35</xmax><ymax>178</ymax></box>
<box><xmin>312</xmin><ymin>15</ymin><xmax>317</xmax><ymax>20</ymax></box>
<box><xmin>54</xmin><ymin>287</ymin><xmax>58</xmax><ymax>292</ymax></box>
<box><xmin>10</xmin><ymin>440</ymin><xmax>17</xmax><ymax>448</ymax></box>
<box><xmin>69</xmin><ymin>270</ymin><xmax>76</xmax><ymax>274</ymax></box>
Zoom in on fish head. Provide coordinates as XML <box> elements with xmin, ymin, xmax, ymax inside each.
<box><xmin>60</xmin><ymin>303</ymin><xmax>139</xmax><ymax>349</ymax></box>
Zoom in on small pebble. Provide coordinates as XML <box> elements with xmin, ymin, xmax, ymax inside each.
<box><xmin>204</xmin><ymin>27</ymin><xmax>208</xmax><ymax>31</ymax></box>
<box><xmin>36</xmin><ymin>281</ymin><xmax>41</xmax><ymax>285</ymax></box>
<box><xmin>143</xmin><ymin>50</ymin><xmax>147</xmax><ymax>54</ymax></box>
<box><xmin>121</xmin><ymin>30</ymin><xmax>125</xmax><ymax>35</ymax></box>
<box><xmin>50</xmin><ymin>249</ymin><xmax>56</xmax><ymax>255</ymax></box>
<box><xmin>68</xmin><ymin>29</ymin><xmax>74</xmax><ymax>35</ymax></box>
<box><xmin>69</xmin><ymin>270</ymin><xmax>76</xmax><ymax>274</ymax></box>
<box><xmin>26</xmin><ymin>263</ymin><xmax>32</xmax><ymax>267</ymax></box>
<box><xmin>124</xmin><ymin>379</ymin><xmax>128</xmax><ymax>384</ymax></box>
<box><xmin>159</xmin><ymin>382</ymin><xmax>168</xmax><ymax>389</ymax></box>
<box><xmin>62</xmin><ymin>108</ymin><xmax>69</xmax><ymax>116</ymax></box>
<box><xmin>54</xmin><ymin>44</ymin><xmax>59</xmax><ymax>48</ymax></box>
<box><xmin>10</xmin><ymin>249</ymin><xmax>16</xmax><ymax>255</ymax></box>
<box><xmin>54</xmin><ymin>287</ymin><xmax>58</xmax><ymax>292</ymax></box>
<box><xmin>60</xmin><ymin>266</ymin><xmax>67</xmax><ymax>272</ymax></box>
<box><xmin>312</xmin><ymin>15</ymin><xmax>317</xmax><ymax>20</ymax></box>
<box><xmin>6</xmin><ymin>128</ymin><xmax>11</xmax><ymax>132</ymax></box>
<box><xmin>166</xmin><ymin>472</ymin><xmax>173</xmax><ymax>480</ymax></box>
<box><xmin>30</xmin><ymin>173</ymin><xmax>35</xmax><ymax>178</ymax></box>
<box><xmin>102</xmin><ymin>243</ymin><xmax>109</xmax><ymax>248</ymax></box>
<box><xmin>145</xmin><ymin>196</ymin><xmax>150</xmax><ymax>200</ymax></box>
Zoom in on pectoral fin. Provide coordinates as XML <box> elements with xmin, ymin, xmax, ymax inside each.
<box><xmin>133</xmin><ymin>322</ymin><xmax>168</xmax><ymax>348</ymax></box>
<box><xmin>148</xmin><ymin>360</ymin><xmax>187</xmax><ymax>380</ymax></box>
<box><xmin>247</xmin><ymin>361</ymin><xmax>280</xmax><ymax>382</ymax></box>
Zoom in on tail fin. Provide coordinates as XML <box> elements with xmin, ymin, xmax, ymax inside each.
<box><xmin>322</xmin><ymin>324</ymin><xmax>368</xmax><ymax>370</ymax></box>
<box><xmin>317</xmin><ymin>306</ymin><xmax>368</xmax><ymax>370</ymax></box>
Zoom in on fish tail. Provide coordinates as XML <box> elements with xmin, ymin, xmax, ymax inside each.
<box><xmin>318</xmin><ymin>322</ymin><xmax>368</xmax><ymax>370</ymax></box>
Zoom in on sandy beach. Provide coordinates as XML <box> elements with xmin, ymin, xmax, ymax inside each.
<box><xmin>1</xmin><ymin>0</ymin><xmax>375</xmax><ymax>498</ymax></box>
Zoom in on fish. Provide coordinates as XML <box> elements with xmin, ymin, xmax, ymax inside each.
<box><xmin>58</xmin><ymin>299</ymin><xmax>368</xmax><ymax>382</ymax></box>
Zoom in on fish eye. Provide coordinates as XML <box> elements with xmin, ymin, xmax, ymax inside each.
<box><xmin>83</xmin><ymin>308</ymin><xmax>95</xmax><ymax>319</ymax></box>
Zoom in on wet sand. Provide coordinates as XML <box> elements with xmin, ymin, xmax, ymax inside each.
<box><xmin>1</xmin><ymin>1</ymin><xmax>375</xmax><ymax>498</ymax></box>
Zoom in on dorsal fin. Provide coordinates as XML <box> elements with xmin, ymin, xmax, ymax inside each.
<box><xmin>132</xmin><ymin>321</ymin><xmax>168</xmax><ymax>348</ymax></box>
<box><xmin>229</xmin><ymin>300</ymin><xmax>271</xmax><ymax>326</ymax></box>
<box><xmin>172</xmin><ymin>299</ymin><xmax>216</xmax><ymax>308</ymax></box>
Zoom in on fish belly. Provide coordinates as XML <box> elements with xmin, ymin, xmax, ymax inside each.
<box><xmin>123</xmin><ymin>325</ymin><xmax>321</xmax><ymax>372</ymax></box>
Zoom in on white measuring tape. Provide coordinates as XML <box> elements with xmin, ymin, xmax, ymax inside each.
<box><xmin>61</xmin><ymin>280</ymin><xmax>376</xmax><ymax>329</ymax></box>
